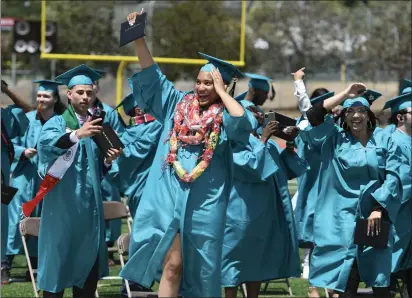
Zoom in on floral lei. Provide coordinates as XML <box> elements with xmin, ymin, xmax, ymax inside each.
<box><xmin>165</xmin><ymin>93</ymin><xmax>223</xmax><ymax>183</ymax></box>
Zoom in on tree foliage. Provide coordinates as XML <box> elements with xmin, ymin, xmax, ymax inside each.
<box><xmin>247</xmin><ymin>0</ymin><xmax>411</xmax><ymax>86</ymax></box>
<box><xmin>46</xmin><ymin>1</ymin><xmax>122</xmax><ymax>73</ymax></box>
<box><xmin>151</xmin><ymin>0</ymin><xmax>258</xmax><ymax>81</ymax></box>
<box><xmin>349</xmin><ymin>1</ymin><xmax>411</xmax><ymax>86</ymax></box>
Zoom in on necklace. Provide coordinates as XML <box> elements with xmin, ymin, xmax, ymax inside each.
<box><xmin>166</xmin><ymin>93</ymin><xmax>223</xmax><ymax>183</ymax></box>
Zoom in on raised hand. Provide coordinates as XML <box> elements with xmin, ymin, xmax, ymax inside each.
<box><xmin>75</xmin><ymin>118</ymin><xmax>103</xmax><ymax>139</ymax></box>
<box><xmin>1</xmin><ymin>80</ymin><xmax>8</xmax><ymax>93</ymax></box>
<box><xmin>293</xmin><ymin>67</ymin><xmax>305</xmax><ymax>81</ymax></box>
<box><xmin>211</xmin><ymin>67</ymin><xmax>226</xmax><ymax>96</ymax></box>
<box><xmin>345</xmin><ymin>83</ymin><xmax>367</xmax><ymax>99</ymax></box>
<box><xmin>261</xmin><ymin>121</ymin><xmax>279</xmax><ymax>143</ymax></box>
<box><xmin>282</xmin><ymin>126</ymin><xmax>300</xmax><ymax>140</ymax></box>
<box><xmin>127</xmin><ymin>8</ymin><xmax>144</xmax><ymax>25</ymax></box>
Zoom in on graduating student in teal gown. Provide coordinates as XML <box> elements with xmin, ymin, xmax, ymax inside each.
<box><xmin>299</xmin><ymin>83</ymin><xmax>403</xmax><ymax>297</ymax></box>
<box><xmin>1</xmin><ymin>97</ymin><xmax>29</xmax><ymax>285</ymax></box>
<box><xmin>382</xmin><ymin>80</ymin><xmax>412</xmax><ymax>296</ymax></box>
<box><xmin>90</xmin><ymin>68</ymin><xmax>126</xmax><ymax>264</ymax></box>
<box><xmin>120</xmin><ymin>11</ymin><xmax>257</xmax><ymax>298</ymax></box>
<box><xmin>222</xmin><ymin>78</ymin><xmax>307</xmax><ymax>297</ymax></box>
<box><xmin>4</xmin><ymin>80</ymin><xmax>65</xmax><ymax>280</ymax></box>
<box><xmin>291</xmin><ymin>68</ymin><xmax>343</xmax><ymax>297</ymax></box>
<box><xmin>115</xmin><ymin>93</ymin><xmax>162</xmax><ymax>295</ymax></box>
<box><xmin>36</xmin><ymin>65</ymin><xmax>121</xmax><ymax>297</ymax></box>
<box><xmin>114</xmin><ymin>93</ymin><xmax>162</xmax><ymax>218</ymax></box>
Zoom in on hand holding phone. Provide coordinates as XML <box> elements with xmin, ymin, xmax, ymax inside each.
<box><xmin>264</xmin><ymin>111</ymin><xmax>276</xmax><ymax>123</ymax></box>
<box><xmin>91</xmin><ymin>108</ymin><xmax>106</xmax><ymax>122</ymax></box>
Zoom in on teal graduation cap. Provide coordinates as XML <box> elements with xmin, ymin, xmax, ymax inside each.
<box><xmin>235</xmin><ymin>91</ymin><xmax>247</xmax><ymax>102</ymax></box>
<box><xmin>33</xmin><ymin>79</ymin><xmax>64</xmax><ymax>94</ymax></box>
<box><xmin>343</xmin><ymin>89</ymin><xmax>382</xmax><ymax>109</ymax></box>
<box><xmin>91</xmin><ymin>68</ymin><xmax>106</xmax><ymax>77</ymax></box>
<box><xmin>400</xmin><ymin>79</ymin><xmax>412</xmax><ymax>95</ymax></box>
<box><xmin>114</xmin><ymin>93</ymin><xmax>137</xmax><ymax>115</ymax></box>
<box><xmin>383</xmin><ymin>87</ymin><xmax>412</xmax><ymax>114</ymax></box>
<box><xmin>198</xmin><ymin>52</ymin><xmax>245</xmax><ymax>84</ymax></box>
<box><xmin>56</xmin><ymin>64</ymin><xmax>102</xmax><ymax>89</ymax></box>
<box><xmin>311</xmin><ymin>91</ymin><xmax>335</xmax><ymax>106</ymax></box>
<box><xmin>245</xmin><ymin>73</ymin><xmax>272</xmax><ymax>92</ymax></box>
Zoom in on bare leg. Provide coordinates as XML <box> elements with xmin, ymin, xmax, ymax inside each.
<box><xmin>224</xmin><ymin>286</ymin><xmax>238</xmax><ymax>298</ymax></box>
<box><xmin>158</xmin><ymin>234</ymin><xmax>182</xmax><ymax>298</ymax></box>
<box><xmin>246</xmin><ymin>281</ymin><xmax>261</xmax><ymax>298</ymax></box>
<box><xmin>308</xmin><ymin>286</ymin><xmax>320</xmax><ymax>297</ymax></box>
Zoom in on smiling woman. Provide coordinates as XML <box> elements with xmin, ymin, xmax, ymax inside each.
<box><xmin>338</xmin><ymin>90</ymin><xmax>382</xmax><ymax>144</ymax></box>
<box><xmin>299</xmin><ymin>85</ymin><xmax>403</xmax><ymax>297</ymax></box>
<box><xmin>119</xmin><ymin>10</ymin><xmax>258</xmax><ymax>298</ymax></box>
<box><xmin>195</xmin><ymin>73</ymin><xmax>218</xmax><ymax>107</ymax></box>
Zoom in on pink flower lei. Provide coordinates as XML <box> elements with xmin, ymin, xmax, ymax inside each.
<box><xmin>166</xmin><ymin>93</ymin><xmax>223</xmax><ymax>183</ymax></box>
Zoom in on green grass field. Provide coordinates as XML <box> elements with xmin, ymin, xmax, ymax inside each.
<box><xmin>0</xmin><ymin>180</ymin><xmax>363</xmax><ymax>297</ymax></box>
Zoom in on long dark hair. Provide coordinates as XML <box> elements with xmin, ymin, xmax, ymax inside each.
<box><xmin>339</xmin><ymin>107</ymin><xmax>379</xmax><ymax>131</ymax></box>
<box><xmin>310</xmin><ymin>88</ymin><xmax>329</xmax><ymax>99</ymax></box>
<box><xmin>53</xmin><ymin>92</ymin><xmax>67</xmax><ymax>115</ymax></box>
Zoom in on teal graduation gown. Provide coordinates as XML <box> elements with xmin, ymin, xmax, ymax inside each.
<box><xmin>294</xmin><ymin>115</ymin><xmax>326</xmax><ymax>247</ymax></box>
<box><xmin>36</xmin><ymin>116</ymin><xmax>110</xmax><ymax>293</ymax></box>
<box><xmin>116</xmin><ymin>120</ymin><xmax>162</xmax><ymax>218</ymax></box>
<box><xmin>1</xmin><ymin>105</ymin><xmax>28</xmax><ymax>261</ymax></box>
<box><xmin>299</xmin><ymin>118</ymin><xmax>403</xmax><ymax>291</ymax></box>
<box><xmin>7</xmin><ymin>111</ymin><xmax>53</xmax><ymax>257</ymax></box>
<box><xmin>98</xmin><ymin>101</ymin><xmax>125</xmax><ymax>244</ymax></box>
<box><xmin>221</xmin><ymin>132</ymin><xmax>308</xmax><ymax>287</ymax></box>
<box><xmin>120</xmin><ymin>64</ymin><xmax>257</xmax><ymax>297</ymax></box>
<box><xmin>382</xmin><ymin>125</ymin><xmax>412</xmax><ymax>272</ymax></box>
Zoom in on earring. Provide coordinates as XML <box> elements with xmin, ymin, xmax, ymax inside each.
<box><xmin>367</xmin><ymin>120</ymin><xmax>373</xmax><ymax>129</ymax></box>
<box><xmin>343</xmin><ymin>122</ymin><xmax>349</xmax><ymax>130</ymax></box>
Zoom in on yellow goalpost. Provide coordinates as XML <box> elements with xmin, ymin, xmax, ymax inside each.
<box><xmin>40</xmin><ymin>0</ymin><xmax>247</xmax><ymax>109</ymax></box>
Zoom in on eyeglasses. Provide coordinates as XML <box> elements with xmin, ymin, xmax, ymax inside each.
<box><xmin>345</xmin><ymin>107</ymin><xmax>368</xmax><ymax>115</ymax></box>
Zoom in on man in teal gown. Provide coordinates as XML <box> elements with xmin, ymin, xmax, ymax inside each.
<box><xmin>382</xmin><ymin>79</ymin><xmax>412</xmax><ymax>296</ymax></box>
<box><xmin>36</xmin><ymin>65</ymin><xmax>121</xmax><ymax>297</ymax></box>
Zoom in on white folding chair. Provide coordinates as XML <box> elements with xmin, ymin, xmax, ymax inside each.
<box><xmin>20</xmin><ymin>217</ymin><xmax>41</xmax><ymax>298</ymax></box>
<box><xmin>240</xmin><ymin>283</ymin><xmax>248</xmax><ymax>297</ymax></box>
<box><xmin>118</xmin><ymin>233</ymin><xmax>156</xmax><ymax>298</ymax></box>
<box><xmin>95</xmin><ymin>201</ymin><xmax>133</xmax><ymax>297</ymax></box>
<box><xmin>103</xmin><ymin>201</ymin><xmax>132</xmax><ymax>233</ymax></box>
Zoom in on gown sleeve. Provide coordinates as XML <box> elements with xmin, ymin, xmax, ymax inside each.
<box><xmin>232</xmin><ymin>134</ymin><xmax>279</xmax><ymax>183</ymax></box>
<box><xmin>128</xmin><ymin>64</ymin><xmax>186</xmax><ymax>124</ymax></box>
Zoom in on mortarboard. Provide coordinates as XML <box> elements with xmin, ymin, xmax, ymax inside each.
<box><xmin>33</xmin><ymin>79</ymin><xmax>63</xmax><ymax>94</ymax></box>
<box><xmin>235</xmin><ymin>91</ymin><xmax>247</xmax><ymax>102</ymax></box>
<box><xmin>56</xmin><ymin>64</ymin><xmax>102</xmax><ymax>89</ymax></box>
<box><xmin>311</xmin><ymin>91</ymin><xmax>335</xmax><ymax>106</ymax></box>
<box><xmin>343</xmin><ymin>89</ymin><xmax>382</xmax><ymax>109</ymax></box>
<box><xmin>91</xmin><ymin>68</ymin><xmax>106</xmax><ymax>77</ymax></box>
<box><xmin>91</xmin><ymin>68</ymin><xmax>106</xmax><ymax>83</ymax></box>
<box><xmin>400</xmin><ymin>79</ymin><xmax>412</xmax><ymax>95</ymax></box>
<box><xmin>383</xmin><ymin>87</ymin><xmax>412</xmax><ymax>114</ymax></box>
<box><xmin>198</xmin><ymin>52</ymin><xmax>245</xmax><ymax>84</ymax></box>
<box><xmin>245</xmin><ymin>73</ymin><xmax>272</xmax><ymax>92</ymax></box>
<box><xmin>114</xmin><ymin>93</ymin><xmax>137</xmax><ymax>115</ymax></box>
